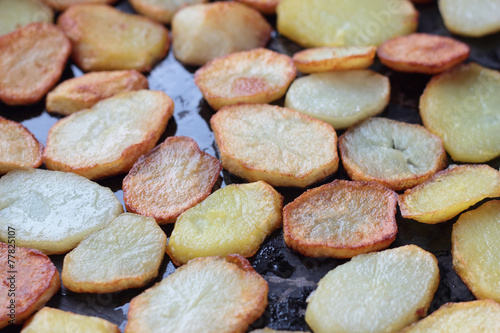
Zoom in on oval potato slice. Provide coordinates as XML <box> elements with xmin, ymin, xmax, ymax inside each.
<box><xmin>439</xmin><ymin>0</ymin><xmax>500</xmax><ymax>37</ymax></box>
<box><xmin>234</xmin><ymin>0</ymin><xmax>281</xmax><ymax>15</ymax></box>
<box><xmin>43</xmin><ymin>0</ymin><xmax>118</xmax><ymax>11</ymax></box>
<box><xmin>0</xmin><ymin>0</ymin><xmax>53</xmax><ymax>37</ymax></box>
<box><xmin>292</xmin><ymin>46</ymin><xmax>376</xmax><ymax>73</ymax></box>
<box><xmin>194</xmin><ymin>48</ymin><xmax>296</xmax><ymax>111</ymax></box>
<box><xmin>129</xmin><ymin>0</ymin><xmax>208</xmax><ymax>24</ymax></box>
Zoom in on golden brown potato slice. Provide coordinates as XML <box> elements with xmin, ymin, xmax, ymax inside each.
<box><xmin>398</xmin><ymin>165</ymin><xmax>500</xmax><ymax>224</ymax></box>
<box><xmin>43</xmin><ymin>0</ymin><xmax>118</xmax><ymax>11</ymax></box>
<box><xmin>0</xmin><ymin>117</ymin><xmax>43</xmax><ymax>174</ymax></box>
<box><xmin>0</xmin><ymin>22</ymin><xmax>71</xmax><ymax>105</ymax></box>
<box><xmin>452</xmin><ymin>200</ymin><xmax>500</xmax><ymax>303</ymax></box>
<box><xmin>194</xmin><ymin>48</ymin><xmax>296</xmax><ymax>111</ymax></box>
<box><xmin>21</xmin><ymin>307</ymin><xmax>119</xmax><ymax>333</ymax></box>
<box><xmin>0</xmin><ymin>0</ymin><xmax>53</xmax><ymax>37</ymax></box>
<box><xmin>293</xmin><ymin>46</ymin><xmax>376</xmax><ymax>73</ymax></box>
<box><xmin>277</xmin><ymin>0</ymin><xmax>418</xmax><ymax>48</ymax></box>
<box><xmin>44</xmin><ymin>90</ymin><xmax>174</xmax><ymax>180</ymax></box>
<box><xmin>166</xmin><ymin>181</ymin><xmax>282</xmax><ymax>266</ymax></box>
<box><xmin>125</xmin><ymin>255</ymin><xmax>268</xmax><ymax>333</ymax></box>
<box><xmin>234</xmin><ymin>0</ymin><xmax>281</xmax><ymax>15</ymax></box>
<box><xmin>0</xmin><ymin>244</ymin><xmax>60</xmax><ymax>329</ymax></box>
<box><xmin>129</xmin><ymin>0</ymin><xmax>208</xmax><ymax>24</ymax></box>
<box><xmin>46</xmin><ymin>70</ymin><xmax>148</xmax><ymax>116</ymax></box>
<box><xmin>172</xmin><ymin>2</ymin><xmax>272</xmax><ymax>66</ymax></box>
<box><xmin>377</xmin><ymin>33</ymin><xmax>470</xmax><ymax>74</ymax></box>
<box><xmin>305</xmin><ymin>245</ymin><xmax>440</xmax><ymax>333</ymax></box>
<box><xmin>420</xmin><ymin>63</ymin><xmax>500</xmax><ymax>163</ymax></box>
<box><xmin>211</xmin><ymin>104</ymin><xmax>339</xmax><ymax>188</ymax></box>
<box><xmin>439</xmin><ymin>0</ymin><xmax>500</xmax><ymax>37</ymax></box>
<box><xmin>339</xmin><ymin>117</ymin><xmax>447</xmax><ymax>191</ymax></box>
<box><xmin>58</xmin><ymin>4</ymin><xmax>169</xmax><ymax>72</ymax></box>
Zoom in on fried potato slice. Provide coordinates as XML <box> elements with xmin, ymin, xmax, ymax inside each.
<box><xmin>305</xmin><ymin>245</ymin><xmax>439</xmax><ymax>333</ymax></box>
<box><xmin>277</xmin><ymin>0</ymin><xmax>418</xmax><ymax>48</ymax></box>
<box><xmin>62</xmin><ymin>213</ymin><xmax>166</xmax><ymax>293</ymax></box>
<box><xmin>44</xmin><ymin>90</ymin><xmax>174</xmax><ymax>180</ymax></box>
<box><xmin>58</xmin><ymin>4</ymin><xmax>169</xmax><ymax>72</ymax></box>
<box><xmin>0</xmin><ymin>244</ymin><xmax>60</xmax><ymax>328</ymax></box>
<box><xmin>0</xmin><ymin>169</ymin><xmax>123</xmax><ymax>254</ymax></box>
<box><xmin>0</xmin><ymin>0</ymin><xmax>53</xmax><ymax>37</ymax></box>
<box><xmin>0</xmin><ymin>117</ymin><xmax>43</xmax><ymax>174</ymax></box>
<box><xmin>129</xmin><ymin>0</ymin><xmax>208</xmax><ymax>24</ymax></box>
<box><xmin>377</xmin><ymin>33</ymin><xmax>470</xmax><ymax>74</ymax></box>
<box><xmin>43</xmin><ymin>0</ymin><xmax>118</xmax><ymax>11</ymax></box>
<box><xmin>339</xmin><ymin>117</ymin><xmax>447</xmax><ymax>191</ymax></box>
<box><xmin>194</xmin><ymin>48</ymin><xmax>296</xmax><ymax>111</ymax></box>
<box><xmin>125</xmin><ymin>255</ymin><xmax>268</xmax><ymax>333</ymax></box>
<box><xmin>251</xmin><ymin>329</ymin><xmax>309</xmax><ymax>333</ymax></box>
<box><xmin>292</xmin><ymin>46</ymin><xmax>376</xmax><ymax>73</ymax></box>
<box><xmin>284</xmin><ymin>180</ymin><xmax>398</xmax><ymax>258</ymax></box>
<box><xmin>46</xmin><ymin>70</ymin><xmax>148</xmax><ymax>116</ymax></box>
<box><xmin>172</xmin><ymin>2</ymin><xmax>272</xmax><ymax>66</ymax></box>
<box><xmin>439</xmin><ymin>0</ymin><xmax>500</xmax><ymax>37</ymax></box>
<box><xmin>166</xmin><ymin>181</ymin><xmax>282</xmax><ymax>266</ymax></box>
<box><xmin>398</xmin><ymin>165</ymin><xmax>500</xmax><ymax>224</ymax></box>
<box><xmin>211</xmin><ymin>104</ymin><xmax>339</xmax><ymax>188</ymax></box>
<box><xmin>420</xmin><ymin>63</ymin><xmax>500</xmax><ymax>162</ymax></box>
<box><xmin>285</xmin><ymin>71</ymin><xmax>390</xmax><ymax>129</ymax></box>
<box><xmin>234</xmin><ymin>0</ymin><xmax>281</xmax><ymax>15</ymax></box>
<box><xmin>21</xmin><ymin>307</ymin><xmax>119</xmax><ymax>333</ymax></box>
<box><xmin>452</xmin><ymin>200</ymin><xmax>500</xmax><ymax>303</ymax></box>
<box><xmin>123</xmin><ymin>136</ymin><xmax>221</xmax><ymax>224</ymax></box>
<box><xmin>0</xmin><ymin>22</ymin><xmax>71</xmax><ymax>105</ymax></box>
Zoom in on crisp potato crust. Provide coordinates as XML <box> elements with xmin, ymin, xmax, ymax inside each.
<box><xmin>194</xmin><ymin>48</ymin><xmax>296</xmax><ymax>110</ymax></box>
<box><xmin>439</xmin><ymin>0</ymin><xmax>500</xmax><ymax>37</ymax></box>
<box><xmin>0</xmin><ymin>244</ymin><xmax>60</xmax><ymax>329</ymax></box>
<box><xmin>129</xmin><ymin>0</ymin><xmax>208</xmax><ymax>24</ymax></box>
<box><xmin>293</xmin><ymin>46</ymin><xmax>376</xmax><ymax>73</ymax></box>
<box><xmin>0</xmin><ymin>22</ymin><xmax>71</xmax><ymax>105</ymax></box>
<box><xmin>42</xmin><ymin>0</ymin><xmax>118</xmax><ymax>11</ymax></box>
<box><xmin>0</xmin><ymin>0</ymin><xmax>53</xmax><ymax>37</ymax></box>
<box><xmin>211</xmin><ymin>104</ymin><xmax>339</xmax><ymax>187</ymax></box>
<box><xmin>234</xmin><ymin>0</ymin><xmax>281</xmax><ymax>15</ymax></box>
<box><xmin>125</xmin><ymin>255</ymin><xmax>268</xmax><ymax>333</ymax></box>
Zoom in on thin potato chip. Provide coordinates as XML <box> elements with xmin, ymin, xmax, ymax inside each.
<box><xmin>0</xmin><ymin>0</ymin><xmax>53</xmax><ymax>37</ymax></box>
<box><xmin>292</xmin><ymin>46</ymin><xmax>376</xmax><ymax>73</ymax></box>
<box><xmin>439</xmin><ymin>0</ymin><xmax>500</xmax><ymax>37</ymax></box>
<box><xmin>129</xmin><ymin>0</ymin><xmax>208</xmax><ymax>24</ymax></box>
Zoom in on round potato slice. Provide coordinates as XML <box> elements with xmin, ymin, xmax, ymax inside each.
<box><xmin>339</xmin><ymin>117</ymin><xmax>447</xmax><ymax>191</ymax></box>
<box><xmin>42</xmin><ymin>0</ymin><xmax>118</xmax><ymax>11</ymax></box>
<box><xmin>0</xmin><ymin>0</ymin><xmax>53</xmax><ymax>37</ymax></box>
<box><xmin>129</xmin><ymin>0</ymin><xmax>208</xmax><ymax>24</ymax></box>
<box><xmin>305</xmin><ymin>245</ymin><xmax>440</xmax><ymax>333</ymax></box>
<box><xmin>125</xmin><ymin>255</ymin><xmax>268</xmax><ymax>333</ymax></box>
<box><xmin>420</xmin><ymin>63</ymin><xmax>500</xmax><ymax>163</ymax></box>
<box><xmin>194</xmin><ymin>48</ymin><xmax>296</xmax><ymax>111</ymax></box>
<box><xmin>234</xmin><ymin>0</ymin><xmax>281</xmax><ymax>15</ymax></box>
<box><xmin>58</xmin><ymin>4</ymin><xmax>169</xmax><ymax>72</ymax></box>
<box><xmin>211</xmin><ymin>104</ymin><xmax>339</xmax><ymax>188</ymax></box>
<box><xmin>439</xmin><ymin>0</ymin><xmax>500</xmax><ymax>37</ymax></box>
<box><xmin>452</xmin><ymin>200</ymin><xmax>500</xmax><ymax>303</ymax></box>
<box><xmin>285</xmin><ymin>71</ymin><xmax>390</xmax><ymax>129</ymax></box>
<box><xmin>277</xmin><ymin>0</ymin><xmax>418</xmax><ymax>47</ymax></box>
<box><xmin>284</xmin><ymin>180</ymin><xmax>398</xmax><ymax>258</ymax></box>
<box><xmin>292</xmin><ymin>46</ymin><xmax>376</xmax><ymax>73</ymax></box>
<box><xmin>377</xmin><ymin>33</ymin><xmax>470</xmax><ymax>74</ymax></box>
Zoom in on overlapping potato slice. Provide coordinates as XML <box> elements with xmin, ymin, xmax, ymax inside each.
<box><xmin>46</xmin><ymin>70</ymin><xmax>148</xmax><ymax>116</ymax></box>
<box><xmin>277</xmin><ymin>0</ymin><xmax>418</xmax><ymax>47</ymax></box>
<box><xmin>420</xmin><ymin>63</ymin><xmax>500</xmax><ymax>162</ymax></box>
<box><xmin>284</xmin><ymin>71</ymin><xmax>390</xmax><ymax>129</ymax></box>
<box><xmin>21</xmin><ymin>307</ymin><xmax>119</xmax><ymax>333</ymax></box>
<box><xmin>0</xmin><ymin>169</ymin><xmax>123</xmax><ymax>254</ymax></box>
<box><xmin>166</xmin><ymin>181</ymin><xmax>282</xmax><ymax>266</ymax></box>
<box><xmin>172</xmin><ymin>2</ymin><xmax>272</xmax><ymax>66</ymax></box>
<box><xmin>439</xmin><ymin>0</ymin><xmax>500</xmax><ymax>37</ymax></box>
<box><xmin>0</xmin><ymin>22</ymin><xmax>71</xmax><ymax>105</ymax></box>
<box><xmin>398</xmin><ymin>165</ymin><xmax>500</xmax><ymax>224</ymax></box>
<box><xmin>292</xmin><ymin>46</ymin><xmax>376</xmax><ymax>73</ymax></box>
<box><xmin>44</xmin><ymin>90</ymin><xmax>174</xmax><ymax>180</ymax></box>
<box><xmin>211</xmin><ymin>104</ymin><xmax>339</xmax><ymax>187</ymax></box>
<box><xmin>234</xmin><ymin>0</ymin><xmax>281</xmax><ymax>15</ymax></box>
<box><xmin>305</xmin><ymin>245</ymin><xmax>440</xmax><ymax>333</ymax></box>
<box><xmin>452</xmin><ymin>200</ymin><xmax>500</xmax><ymax>303</ymax></box>
<box><xmin>43</xmin><ymin>0</ymin><xmax>118</xmax><ymax>11</ymax></box>
<box><xmin>123</xmin><ymin>136</ymin><xmax>221</xmax><ymax>224</ymax></box>
<box><xmin>194</xmin><ymin>48</ymin><xmax>296</xmax><ymax>111</ymax></box>
<box><xmin>0</xmin><ymin>0</ymin><xmax>53</xmax><ymax>36</ymax></box>
<box><xmin>339</xmin><ymin>118</ymin><xmax>447</xmax><ymax>191</ymax></box>
<box><xmin>58</xmin><ymin>4</ymin><xmax>169</xmax><ymax>72</ymax></box>
<box><xmin>125</xmin><ymin>255</ymin><xmax>268</xmax><ymax>333</ymax></box>
<box><xmin>284</xmin><ymin>180</ymin><xmax>397</xmax><ymax>258</ymax></box>
<box><xmin>130</xmin><ymin>0</ymin><xmax>208</xmax><ymax>24</ymax></box>
<box><xmin>0</xmin><ymin>244</ymin><xmax>60</xmax><ymax>329</ymax></box>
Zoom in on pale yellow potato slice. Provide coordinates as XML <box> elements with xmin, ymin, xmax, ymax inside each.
<box><xmin>0</xmin><ymin>169</ymin><xmax>123</xmax><ymax>254</ymax></box>
<box><xmin>0</xmin><ymin>0</ymin><xmax>53</xmax><ymax>36</ymax></box>
<box><xmin>21</xmin><ymin>307</ymin><xmax>119</xmax><ymax>333</ymax></box>
<box><xmin>452</xmin><ymin>200</ymin><xmax>500</xmax><ymax>303</ymax></box>
<box><xmin>130</xmin><ymin>0</ymin><xmax>208</xmax><ymax>24</ymax></box>
<box><xmin>420</xmin><ymin>63</ymin><xmax>500</xmax><ymax>162</ymax></box>
<box><xmin>166</xmin><ymin>181</ymin><xmax>282</xmax><ymax>266</ymax></box>
<box><xmin>234</xmin><ymin>0</ymin><xmax>281</xmax><ymax>15</ymax></box>
<box><xmin>211</xmin><ymin>104</ymin><xmax>339</xmax><ymax>188</ymax></box>
<box><xmin>125</xmin><ymin>255</ymin><xmax>268</xmax><ymax>333</ymax></box>
<box><xmin>277</xmin><ymin>0</ymin><xmax>418</xmax><ymax>47</ymax></box>
<box><xmin>285</xmin><ymin>71</ymin><xmax>390</xmax><ymax>129</ymax></box>
<box><xmin>194</xmin><ymin>48</ymin><xmax>296</xmax><ymax>110</ymax></box>
<box><xmin>46</xmin><ymin>70</ymin><xmax>148</xmax><ymax>116</ymax></box>
<box><xmin>44</xmin><ymin>90</ymin><xmax>174</xmax><ymax>180</ymax></box>
<box><xmin>398</xmin><ymin>165</ymin><xmax>500</xmax><ymax>224</ymax></box>
<box><xmin>58</xmin><ymin>4</ymin><xmax>169</xmax><ymax>72</ymax></box>
<box><xmin>293</xmin><ymin>46</ymin><xmax>376</xmax><ymax>73</ymax></box>
<box><xmin>305</xmin><ymin>245</ymin><xmax>439</xmax><ymax>333</ymax></box>
<box><xmin>439</xmin><ymin>0</ymin><xmax>500</xmax><ymax>37</ymax></box>
<box><xmin>172</xmin><ymin>2</ymin><xmax>272</xmax><ymax>66</ymax></box>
